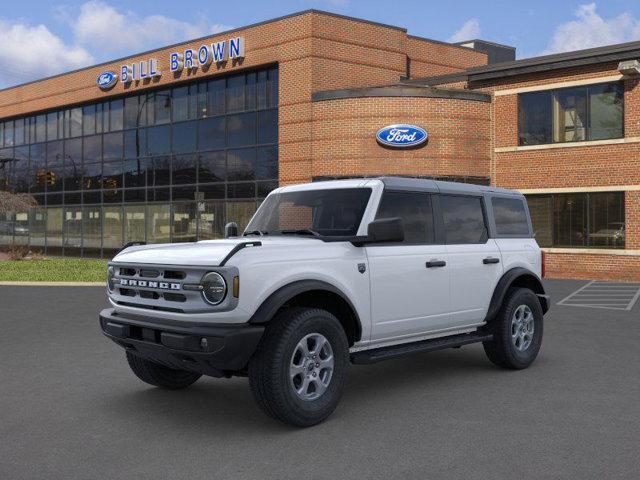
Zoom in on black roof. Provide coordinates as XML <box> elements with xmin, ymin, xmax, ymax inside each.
<box><xmin>378</xmin><ymin>177</ymin><xmax>520</xmax><ymax>196</ymax></box>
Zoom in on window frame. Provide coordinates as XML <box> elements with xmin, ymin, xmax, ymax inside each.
<box><xmin>372</xmin><ymin>189</ymin><xmax>439</xmax><ymax>246</ymax></box>
<box><xmin>517</xmin><ymin>81</ymin><xmax>624</xmax><ymax>146</ymax></box>
<box><xmin>488</xmin><ymin>195</ymin><xmax>534</xmax><ymax>239</ymax></box>
<box><xmin>439</xmin><ymin>194</ymin><xmax>490</xmax><ymax>245</ymax></box>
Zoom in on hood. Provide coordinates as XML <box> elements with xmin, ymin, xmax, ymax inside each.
<box><xmin>111</xmin><ymin>237</ymin><xmax>323</xmax><ymax>266</ymax></box>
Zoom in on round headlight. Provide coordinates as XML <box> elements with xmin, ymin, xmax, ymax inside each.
<box><xmin>107</xmin><ymin>266</ymin><xmax>116</xmax><ymax>293</ymax></box>
<box><xmin>201</xmin><ymin>272</ymin><xmax>227</xmax><ymax>305</ymax></box>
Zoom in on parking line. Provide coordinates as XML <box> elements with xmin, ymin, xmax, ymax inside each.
<box><xmin>557</xmin><ymin>281</ymin><xmax>595</xmax><ymax>306</ymax></box>
<box><xmin>626</xmin><ymin>287</ymin><xmax>640</xmax><ymax>311</ymax></box>
<box><xmin>557</xmin><ymin>281</ymin><xmax>640</xmax><ymax>311</ymax></box>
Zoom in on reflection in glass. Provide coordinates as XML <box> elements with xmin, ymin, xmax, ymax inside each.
<box><xmin>172</xmin><ymin>202</ymin><xmax>197</xmax><ymax>242</ymax></box>
<box><xmin>83</xmin><ymin>206</ymin><xmax>102</xmax><ymax>255</ymax></box>
<box><xmin>198</xmin><ymin>201</ymin><xmax>224</xmax><ymax>240</ymax></box>
<box><xmin>29</xmin><ymin>208</ymin><xmax>46</xmax><ymax>250</ymax></box>
<box><xmin>46</xmin><ymin>207</ymin><xmax>63</xmax><ymax>255</ymax></box>
<box><xmin>146</xmin><ymin>204</ymin><xmax>170</xmax><ymax>243</ymax></box>
<box><xmin>103</xmin><ymin>206</ymin><xmax>122</xmax><ymax>253</ymax></box>
<box><xmin>124</xmin><ymin>205</ymin><xmax>145</xmax><ymax>244</ymax></box>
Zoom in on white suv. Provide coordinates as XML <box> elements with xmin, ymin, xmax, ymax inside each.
<box><xmin>100</xmin><ymin>177</ymin><xmax>549</xmax><ymax>426</ymax></box>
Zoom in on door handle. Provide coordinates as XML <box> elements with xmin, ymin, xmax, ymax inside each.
<box><xmin>483</xmin><ymin>257</ymin><xmax>500</xmax><ymax>264</ymax></box>
<box><xmin>426</xmin><ymin>260</ymin><xmax>446</xmax><ymax>268</ymax></box>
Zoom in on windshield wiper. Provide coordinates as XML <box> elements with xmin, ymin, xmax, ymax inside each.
<box><xmin>244</xmin><ymin>230</ymin><xmax>268</xmax><ymax>236</ymax></box>
<box><xmin>277</xmin><ymin>229</ymin><xmax>321</xmax><ymax>237</ymax></box>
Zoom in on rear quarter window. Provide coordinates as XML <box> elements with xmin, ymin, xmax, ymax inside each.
<box><xmin>492</xmin><ymin>197</ymin><xmax>530</xmax><ymax>236</ymax></box>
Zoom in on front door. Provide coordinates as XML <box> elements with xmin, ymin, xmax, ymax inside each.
<box><xmin>366</xmin><ymin>191</ymin><xmax>451</xmax><ymax>342</ymax></box>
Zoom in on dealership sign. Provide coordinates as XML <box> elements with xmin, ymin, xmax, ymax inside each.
<box><xmin>376</xmin><ymin>124</ymin><xmax>428</xmax><ymax>148</ymax></box>
<box><xmin>96</xmin><ymin>71</ymin><xmax>118</xmax><ymax>90</ymax></box>
<box><xmin>98</xmin><ymin>36</ymin><xmax>245</xmax><ymax>90</ymax></box>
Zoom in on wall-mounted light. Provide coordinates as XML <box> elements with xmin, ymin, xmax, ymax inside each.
<box><xmin>618</xmin><ymin>60</ymin><xmax>640</xmax><ymax>75</ymax></box>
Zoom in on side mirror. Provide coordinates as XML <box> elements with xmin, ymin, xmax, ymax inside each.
<box><xmin>366</xmin><ymin>217</ymin><xmax>404</xmax><ymax>243</ymax></box>
<box><xmin>224</xmin><ymin>222</ymin><xmax>239</xmax><ymax>238</ymax></box>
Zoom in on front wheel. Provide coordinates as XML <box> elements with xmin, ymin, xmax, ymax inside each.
<box><xmin>483</xmin><ymin>288</ymin><xmax>544</xmax><ymax>369</ymax></box>
<box><xmin>248</xmin><ymin>307</ymin><xmax>349</xmax><ymax>427</ymax></box>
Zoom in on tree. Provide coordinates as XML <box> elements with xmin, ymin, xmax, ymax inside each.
<box><xmin>0</xmin><ymin>191</ymin><xmax>37</xmax><ymax>214</ymax></box>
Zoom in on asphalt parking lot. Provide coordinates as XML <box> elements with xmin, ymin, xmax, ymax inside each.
<box><xmin>1</xmin><ymin>279</ymin><xmax>639</xmax><ymax>480</ymax></box>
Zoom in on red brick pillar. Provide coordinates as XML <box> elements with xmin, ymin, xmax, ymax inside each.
<box><xmin>626</xmin><ymin>190</ymin><xmax>640</xmax><ymax>249</ymax></box>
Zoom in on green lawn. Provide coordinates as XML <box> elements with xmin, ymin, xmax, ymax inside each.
<box><xmin>0</xmin><ymin>258</ymin><xmax>108</xmax><ymax>282</ymax></box>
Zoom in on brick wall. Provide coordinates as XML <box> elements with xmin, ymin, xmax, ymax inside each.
<box><xmin>478</xmin><ymin>63</ymin><xmax>640</xmax><ymax>281</ymax></box>
<box><xmin>309</xmin><ymin>95</ymin><xmax>491</xmax><ymax>181</ymax></box>
<box><xmin>544</xmin><ymin>252</ymin><xmax>640</xmax><ymax>282</ymax></box>
<box><xmin>406</xmin><ymin>37</ymin><xmax>487</xmax><ymax>79</ymax></box>
<box><xmin>0</xmin><ymin>11</ymin><xmax>489</xmax><ymax>190</ymax></box>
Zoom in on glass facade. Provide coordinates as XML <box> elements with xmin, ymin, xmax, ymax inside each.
<box><xmin>0</xmin><ymin>66</ymin><xmax>278</xmax><ymax>257</ymax></box>
<box><xmin>526</xmin><ymin>192</ymin><xmax>625</xmax><ymax>249</ymax></box>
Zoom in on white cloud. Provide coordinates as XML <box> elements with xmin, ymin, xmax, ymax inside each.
<box><xmin>71</xmin><ymin>1</ymin><xmax>232</xmax><ymax>55</ymax></box>
<box><xmin>0</xmin><ymin>1</ymin><xmax>234</xmax><ymax>88</ymax></box>
<box><xmin>542</xmin><ymin>3</ymin><xmax>640</xmax><ymax>54</ymax></box>
<box><xmin>448</xmin><ymin>18</ymin><xmax>481</xmax><ymax>43</ymax></box>
<box><xmin>0</xmin><ymin>20</ymin><xmax>93</xmax><ymax>88</ymax></box>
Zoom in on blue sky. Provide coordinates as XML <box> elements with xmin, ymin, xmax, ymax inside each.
<box><xmin>2</xmin><ymin>1</ymin><xmax>640</xmax><ymax>88</ymax></box>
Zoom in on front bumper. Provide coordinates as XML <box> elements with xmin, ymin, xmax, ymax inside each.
<box><xmin>99</xmin><ymin>308</ymin><xmax>264</xmax><ymax>377</ymax></box>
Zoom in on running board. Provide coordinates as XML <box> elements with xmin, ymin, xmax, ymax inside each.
<box><xmin>350</xmin><ymin>332</ymin><xmax>493</xmax><ymax>365</ymax></box>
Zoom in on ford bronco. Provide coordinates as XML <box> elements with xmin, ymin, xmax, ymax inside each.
<box><xmin>100</xmin><ymin>177</ymin><xmax>549</xmax><ymax>426</ymax></box>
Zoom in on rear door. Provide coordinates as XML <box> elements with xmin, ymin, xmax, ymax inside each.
<box><xmin>440</xmin><ymin>194</ymin><xmax>503</xmax><ymax>327</ymax></box>
<box><xmin>366</xmin><ymin>190</ymin><xmax>451</xmax><ymax>342</ymax></box>
<box><xmin>489</xmin><ymin>195</ymin><xmax>541</xmax><ymax>276</ymax></box>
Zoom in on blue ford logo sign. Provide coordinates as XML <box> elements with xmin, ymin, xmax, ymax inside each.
<box><xmin>96</xmin><ymin>71</ymin><xmax>118</xmax><ymax>90</ymax></box>
<box><xmin>376</xmin><ymin>124</ymin><xmax>428</xmax><ymax>148</ymax></box>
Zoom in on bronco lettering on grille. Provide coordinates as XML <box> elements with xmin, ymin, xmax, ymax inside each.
<box><xmin>119</xmin><ymin>279</ymin><xmax>181</xmax><ymax>290</ymax></box>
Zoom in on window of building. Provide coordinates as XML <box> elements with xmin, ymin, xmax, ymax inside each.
<box><xmin>492</xmin><ymin>197</ymin><xmax>530</xmax><ymax>236</ymax></box>
<box><xmin>375</xmin><ymin>191</ymin><xmax>435</xmax><ymax>244</ymax></box>
<box><xmin>441</xmin><ymin>195</ymin><xmax>487</xmax><ymax>244</ymax></box>
<box><xmin>0</xmin><ymin>66</ymin><xmax>278</xmax><ymax>257</ymax></box>
<box><xmin>526</xmin><ymin>192</ymin><xmax>625</xmax><ymax>248</ymax></box>
<box><xmin>518</xmin><ymin>82</ymin><xmax>623</xmax><ymax>145</ymax></box>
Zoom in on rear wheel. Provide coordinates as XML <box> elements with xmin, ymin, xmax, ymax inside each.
<box><xmin>483</xmin><ymin>288</ymin><xmax>543</xmax><ymax>369</ymax></box>
<box><xmin>126</xmin><ymin>351</ymin><xmax>202</xmax><ymax>389</ymax></box>
<box><xmin>248</xmin><ymin>307</ymin><xmax>349</xmax><ymax>427</ymax></box>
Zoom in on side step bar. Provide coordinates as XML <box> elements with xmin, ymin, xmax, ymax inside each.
<box><xmin>350</xmin><ymin>331</ymin><xmax>493</xmax><ymax>365</ymax></box>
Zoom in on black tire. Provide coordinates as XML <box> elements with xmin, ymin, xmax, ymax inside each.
<box><xmin>248</xmin><ymin>307</ymin><xmax>349</xmax><ymax>427</ymax></box>
<box><xmin>482</xmin><ymin>288</ymin><xmax>543</xmax><ymax>369</ymax></box>
<box><xmin>126</xmin><ymin>351</ymin><xmax>202</xmax><ymax>389</ymax></box>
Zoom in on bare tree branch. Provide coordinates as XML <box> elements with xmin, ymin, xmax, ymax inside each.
<box><xmin>0</xmin><ymin>191</ymin><xmax>37</xmax><ymax>214</ymax></box>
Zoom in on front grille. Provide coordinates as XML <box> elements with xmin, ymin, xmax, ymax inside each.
<box><xmin>110</xmin><ymin>265</ymin><xmax>210</xmax><ymax>313</ymax></box>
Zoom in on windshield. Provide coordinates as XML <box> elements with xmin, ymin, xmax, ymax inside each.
<box><xmin>245</xmin><ymin>188</ymin><xmax>372</xmax><ymax>237</ymax></box>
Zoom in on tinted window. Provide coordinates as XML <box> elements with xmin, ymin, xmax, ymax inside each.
<box><xmin>492</xmin><ymin>197</ymin><xmax>530</xmax><ymax>236</ymax></box>
<box><xmin>518</xmin><ymin>82</ymin><xmax>623</xmax><ymax>145</ymax></box>
<box><xmin>441</xmin><ymin>195</ymin><xmax>487</xmax><ymax>244</ymax></box>
<box><xmin>526</xmin><ymin>192</ymin><xmax>625</xmax><ymax>249</ymax></box>
<box><xmin>375</xmin><ymin>191</ymin><xmax>434</xmax><ymax>244</ymax></box>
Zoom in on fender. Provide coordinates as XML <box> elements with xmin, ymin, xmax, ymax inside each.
<box><xmin>248</xmin><ymin>280</ymin><xmax>363</xmax><ymax>341</ymax></box>
<box><xmin>484</xmin><ymin>267</ymin><xmax>549</xmax><ymax>323</ymax></box>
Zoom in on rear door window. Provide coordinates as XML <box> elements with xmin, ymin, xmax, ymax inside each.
<box><xmin>441</xmin><ymin>195</ymin><xmax>487</xmax><ymax>244</ymax></box>
<box><xmin>375</xmin><ymin>191</ymin><xmax>435</xmax><ymax>244</ymax></box>
<box><xmin>492</xmin><ymin>197</ymin><xmax>530</xmax><ymax>236</ymax></box>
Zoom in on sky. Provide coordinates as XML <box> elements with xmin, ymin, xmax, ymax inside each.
<box><xmin>1</xmin><ymin>0</ymin><xmax>640</xmax><ymax>88</ymax></box>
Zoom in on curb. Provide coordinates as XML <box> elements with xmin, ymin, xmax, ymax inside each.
<box><xmin>0</xmin><ymin>281</ymin><xmax>104</xmax><ymax>286</ymax></box>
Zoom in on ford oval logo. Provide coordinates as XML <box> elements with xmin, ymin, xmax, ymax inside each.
<box><xmin>376</xmin><ymin>124</ymin><xmax>428</xmax><ymax>148</ymax></box>
<box><xmin>96</xmin><ymin>71</ymin><xmax>118</xmax><ymax>90</ymax></box>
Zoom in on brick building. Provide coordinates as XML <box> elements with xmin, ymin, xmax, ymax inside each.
<box><xmin>0</xmin><ymin>10</ymin><xmax>638</xmax><ymax>280</ymax></box>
